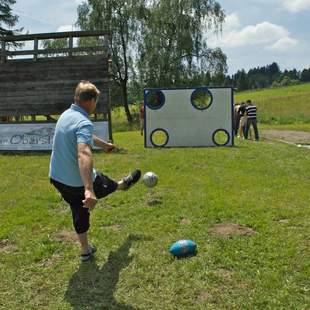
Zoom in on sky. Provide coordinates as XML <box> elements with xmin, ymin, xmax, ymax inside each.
<box><xmin>11</xmin><ymin>0</ymin><xmax>310</xmax><ymax>75</ymax></box>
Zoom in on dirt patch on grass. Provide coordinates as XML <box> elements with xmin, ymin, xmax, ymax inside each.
<box><xmin>278</xmin><ymin>219</ymin><xmax>290</xmax><ymax>224</ymax></box>
<box><xmin>180</xmin><ymin>218</ymin><xmax>191</xmax><ymax>225</ymax></box>
<box><xmin>102</xmin><ymin>224</ymin><xmax>122</xmax><ymax>232</ymax></box>
<box><xmin>54</xmin><ymin>230</ymin><xmax>78</xmax><ymax>243</ymax></box>
<box><xmin>216</xmin><ymin>268</ymin><xmax>234</xmax><ymax>281</ymax></box>
<box><xmin>262</xmin><ymin>130</ymin><xmax>310</xmax><ymax>144</ymax></box>
<box><xmin>198</xmin><ymin>291</ymin><xmax>211</xmax><ymax>301</ymax></box>
<box><xmin>209</xmin><ymin>223</ymin><xmax>256</xmax><ymax>238</ymax></box>
<box><xmin>39</xmin><ymin>253</ymin><xmax>61</xmax><ymax>267</ymax></box>
<box><xmin>0</xmin><ymin>239</ymin><xmax>17</xmax><ymax>253</ymax></box>
<box><xmin>147</xmin><ymin>198</ymin><xmax>162</xmax><ymax>206</ymax></box>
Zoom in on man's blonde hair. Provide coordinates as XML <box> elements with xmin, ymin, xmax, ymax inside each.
<box><xmin>74</xmin><ymin>80</ymin><xmax>101</xmax><ymax>103</ymax></box>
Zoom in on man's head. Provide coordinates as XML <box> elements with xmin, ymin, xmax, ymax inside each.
<box><xmin>246</xmin><ymin>99</ymin><xmax>252</xmax><ymax>105</ymax></box>
<box><xmin>74</xmin><ymin>81</ymin><xmax>101</xmax><ymax>114</ymax></box>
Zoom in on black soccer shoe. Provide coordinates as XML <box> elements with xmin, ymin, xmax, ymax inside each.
<box><xmin>122</xmin><ymin>169</ymin><xmax>141</xmax><ymax>190</ymax></box>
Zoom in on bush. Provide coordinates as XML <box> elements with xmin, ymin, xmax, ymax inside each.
<box><xmin>272</xmin><ymin>76</ymin><xmax>300</xmax><ymax>88</ymax></box>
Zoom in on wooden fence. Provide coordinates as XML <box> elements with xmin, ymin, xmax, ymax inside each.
<box><xmin>0</xmin><ymin>31</ymin><xmax>111</xmax><ymax>125</ymax></box>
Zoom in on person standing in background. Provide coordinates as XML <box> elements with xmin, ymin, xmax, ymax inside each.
<box><xmin>234</xmin><ymin>102</ymin><xmax>241</xmax><ymax>136</ymax></box>
<box><xmin>139</xmin><ymin>102</ymin><xmax>145</xmax><ymax>136</ymax></box>
<box><xmin>244</xmin><ymin>100</ymin><xmax>259</xmax><ymax>141</ymax></box>
<box><xmin>237</xmin><ymin>102</ymin><xmax>247</xmax><ymax>139</ymax></box>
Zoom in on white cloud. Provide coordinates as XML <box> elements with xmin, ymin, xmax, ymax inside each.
<box><xmin>209</xmin><ymin>14</ymin><xmax>298</xmax><ymax>52</ymax></box>
<box><xmin>281</xmin><ymin>0</ymin><xmax>310</xmax><ymax>12</ymax></box>
<box><xmin>268</xmin><ymin>36</ymin><xmax>299</xmax><ymax>51</ymax></box>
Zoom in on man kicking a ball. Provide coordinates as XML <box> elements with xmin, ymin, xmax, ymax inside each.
<box><xmin>49</xmin><ymin>81</ymin><xmax>141</xmax><ymax>262</ymax></box>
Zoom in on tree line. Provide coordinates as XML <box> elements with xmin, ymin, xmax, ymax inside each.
<box><xmin>226</xmin><ymin>62</ymin><xmax>310</xmax><ymax>91</ymax></box>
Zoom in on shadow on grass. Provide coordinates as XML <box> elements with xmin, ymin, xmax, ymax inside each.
<box><xmin>65</xmin><ymin>234</ymin><xmax>149</xmax><ymax>310</ymax></box>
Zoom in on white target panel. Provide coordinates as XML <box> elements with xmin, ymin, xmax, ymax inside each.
<box><xmin>144</xmin><ymin>87</ymin><xmax>234</xmax><ymax>148</ymax></box>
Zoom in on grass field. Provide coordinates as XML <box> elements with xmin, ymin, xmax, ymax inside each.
<box><xmin>1</xmin><ymin>132</ymin><xmax>309</xmax><ymax>309</ymax></box>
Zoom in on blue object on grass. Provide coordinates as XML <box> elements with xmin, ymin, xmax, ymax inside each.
<box><xmin>169</xmin><ymin>240</ymin><xmax>197</xmax><ymax>258</ymax></box>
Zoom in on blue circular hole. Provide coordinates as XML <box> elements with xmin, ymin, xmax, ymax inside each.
<box><xmin>145</xmin><ymin>90</ymin><xmax>165</xmax><ymax>110</ymax></box>
<box><xmin>191</xmin><ymin>88</ymin><xmax>213</xmax><ymax>110</ymax></box>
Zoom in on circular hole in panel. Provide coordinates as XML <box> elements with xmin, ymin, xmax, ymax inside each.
<box><xmin>212</xmin><ymin>129</ymin><xmax>230</xmax><ymax>146</ymax></box>
<box><xmin>191</xmin><ymin>88</ymin><xmax>213</xmax><ymax>110</ymax></box>
<box><xmin>145</xmin><ymin>90</ymin><xmax>165</xmax><ymax>110</ymax></box>
<box><xmin>150</xmin><ymin>129</ymin><xmax>169</xmax><ymax>147</ymax></box>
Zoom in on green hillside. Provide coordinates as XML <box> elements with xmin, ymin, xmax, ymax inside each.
<box><xmin>235</xmin><ymin>83</ymin><xmax>310</xmax><ymax>124</ymax></box>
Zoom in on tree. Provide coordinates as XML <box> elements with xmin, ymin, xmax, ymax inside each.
<box><xmin>300</xmin><ymin>68</ymin><xmax>310</xmax><ymax>82</ymax></box>
<box><xmin>0</xmin><ymin>0</ymin><xmax>20</xmax><ymax>38</ymax></box>
<box><xmin>77</xmin><ymin>0</ymin><xmax>147</xmax><ymax>122</ymax></box>
<box><xmin>137</xmin><ymin>0</ymin><xmax>226</xmax><ymax>88</ymax></box>
<box><xmin>234</xmin><ymin>69</ymin><xmax>248</xmax><ymax>90</ymax></box>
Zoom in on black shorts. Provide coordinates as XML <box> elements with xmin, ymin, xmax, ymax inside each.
<box><xmin>51</xmin><ymin>173</ymin><xmax>118</xmax><ymax>234</ymax></box>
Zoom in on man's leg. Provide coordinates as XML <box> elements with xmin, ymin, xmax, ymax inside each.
<box><xmin>77</xmin><ymin>232</ymin><xmax>89</xmax><ymax>254</ymax></box>
<box><xmin>50</xmin><ymin>179</ymin><xmax>95</xmax><ymax>261</ymax></box>
<box><xmin>140</xmin><ymin>119</ymin><xmax>144</xmax><ymax>136</ymax></box>
<box><xmin>235</xmin><ymin>116</ymin><xmax>240</xmax><ymax>136</ymax></box>
<box><xmin>68</xmin><ymin>199</ymin><xmax>95</xmax><ymax>259</ymax></box>
<box><xmin>94</xmin><ymin>170</ymin><xmax>141</xmax><ymax>197</ymax></box>
<box><xmin>238</xmin><ymin>117</ymin><xmax>244</xmax><ymax>138</ymax></box>
<box><xmin>253</xmin><ymin>119</ymin><xmax>259</xmax><ymax>140</ymax></box>
<box><xmin>244</xmin><ymin>119</ymin><xmax>250</xmax><ymax>139</ymax></box>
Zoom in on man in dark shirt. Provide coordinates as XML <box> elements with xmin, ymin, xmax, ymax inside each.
<box><xmin>244</xmin><ymin>100</ymin><xmax>259</xmax><ymax>141</ymax></box>
<box><xmin>237</xmin><ymin>102</ymin><xmax>247</xmax><ymax>138</ymax></box>
<box><xmin>234</xmin><ymin>103</ymin><xmax>241</xmax><ymax>136</ymax></box>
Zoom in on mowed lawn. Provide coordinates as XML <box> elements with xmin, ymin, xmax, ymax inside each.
<box><xmin>0</xmin><ymin>131</ymin><xmax>309</xmax><ymax>309</ymax></box>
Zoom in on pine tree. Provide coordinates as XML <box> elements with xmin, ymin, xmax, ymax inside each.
<box><xmin>0</xmin><ymin>0</ymin><xmax>19</xmax><ymax>37</ymax></box>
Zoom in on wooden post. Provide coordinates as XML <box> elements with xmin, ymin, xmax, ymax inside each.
<box><xmin>33</xmin><ymin>38</ymin><xmax>38</xmax><ymax>60</ymax></box>
<box><xmin>69</xmin><ymin>36</ymin><xmax>73</xmax><ymax>57</ymax></box>
<box><xmin>107</xmin><ymin>58</ymin><xmax>113</xmax><ymax>143</ymax></box>
<box><xmin>1</xmin><ymin>40</ymin><xmax>6</xmax><ymax>64</ymax></box>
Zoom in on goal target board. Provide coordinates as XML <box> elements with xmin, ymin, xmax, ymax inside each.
<box><xmin>144</xmin><ymin>87</ymin><xmax>234</xmax><ymax>148</ymax></box>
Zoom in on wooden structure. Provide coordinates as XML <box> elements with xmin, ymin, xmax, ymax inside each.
<box><xmin>0</xmin><ymin>31</ymin><xmax>112</xmax><ymax>140</ymax></box>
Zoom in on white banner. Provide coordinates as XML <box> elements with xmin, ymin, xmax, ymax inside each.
<box><xmin>0</xmin><ymin>122</ymin><xmax>109</xmax><ymax>151</ymax></box>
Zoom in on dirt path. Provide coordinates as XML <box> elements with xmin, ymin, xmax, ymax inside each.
<box><xmin>262</xmin><ymin>130</ymin><xmax>310</xmax><ymax>144</ymax></box>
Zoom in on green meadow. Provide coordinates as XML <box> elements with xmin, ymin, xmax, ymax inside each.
<box><xmin>1</xmin><ymin>83</ymin><xmax>310</xmax><ymax>309</ymax></box>
<box><xmin>1</xmin><ymin>131</ymin><xmax>309</xmax><ymax>309</ymax></box>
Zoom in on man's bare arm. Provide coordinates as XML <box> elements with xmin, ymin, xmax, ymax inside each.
<box><xmin>92</xmin><ymin>134</ymin><xmax>116</xmax><ymax>152</ymax></box>
<box><xmin>77</xmin><ymin>143</ymin><xmax>97</xmax><ymax>209</ymax></box>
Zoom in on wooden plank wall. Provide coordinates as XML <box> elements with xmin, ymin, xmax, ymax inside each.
<box><xmin>0</xmin><ymin>56</ymin><xmax>109</xmax><ymax>117</ymax></box>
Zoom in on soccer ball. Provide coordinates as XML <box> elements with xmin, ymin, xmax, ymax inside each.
<box><xmin>143</xmin><ymin>172</ymin><xmax>158</xmax><ymax>188</ymax></box>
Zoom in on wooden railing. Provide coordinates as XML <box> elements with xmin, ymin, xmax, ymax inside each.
<box><xmin>1</xmin><ymin>30</ymin><xmax>109</xmax><ymax>62</ymax></box>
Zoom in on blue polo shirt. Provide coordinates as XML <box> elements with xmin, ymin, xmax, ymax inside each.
<box><xmin>49</xmin><ymin>104</ymin><xmax>96</xmax><ymax>187</ymax></box>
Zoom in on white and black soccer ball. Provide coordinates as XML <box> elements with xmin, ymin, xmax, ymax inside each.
<box><xmin>143</xmin><ymin>172</ymin><xmax>158</xmax><ymax>188</ymax></box>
